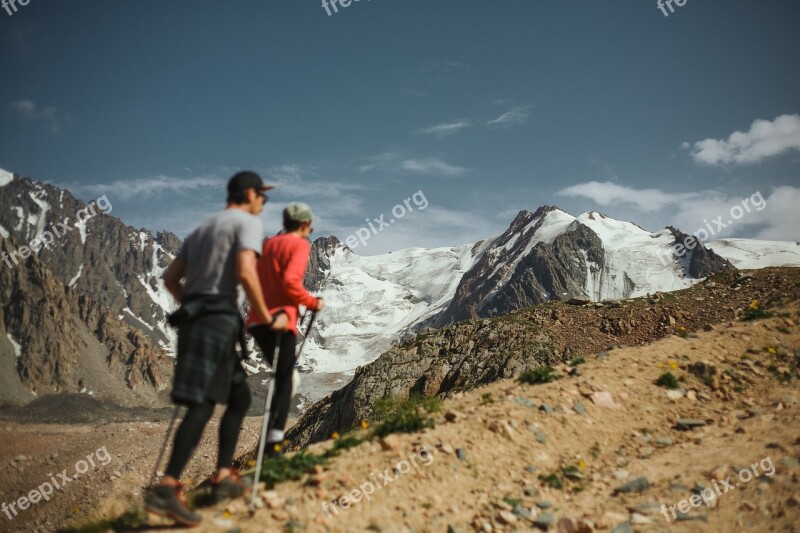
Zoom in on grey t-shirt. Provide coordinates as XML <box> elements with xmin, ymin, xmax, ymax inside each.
<box><xmin>176</xmin><ymin>209</ymin><xmax>263</xmax><ymax>298</ymax></box>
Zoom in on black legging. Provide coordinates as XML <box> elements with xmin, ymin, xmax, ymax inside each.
<box><xmin>165</xmin><ymin>380</ymin><xmax>251</xmax><ymax>478</ymax></box>
<box><xmin>249</xmin><ymin>326</ymin><xmax>297</xmax><ymax>441</ymax></box>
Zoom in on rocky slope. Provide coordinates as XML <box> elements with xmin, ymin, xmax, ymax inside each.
<box><xmin>0</xmin><ymin>236</ymin><xmax>172</xmax><ymax>406</ymax></box>
<box><xmin>287</xmin><ymin>267</ymin><xmax>800</xmax><ymax>449</ymax></box>
<box><xmin>69</xmin><ymin>273</ymin><xmax>800</xmax><ymax>532</ymax></box>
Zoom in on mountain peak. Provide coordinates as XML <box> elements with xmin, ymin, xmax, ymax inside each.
<box><xmin>0</xmin><ymin>168</ymin><xmax>14</xmax><ymax>187</ymax></box>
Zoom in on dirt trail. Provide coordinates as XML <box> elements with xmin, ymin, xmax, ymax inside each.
<box><xmin>0</xmin><ymin>413</ymin><xmax>276</xmax><ymax>532</ymax></box>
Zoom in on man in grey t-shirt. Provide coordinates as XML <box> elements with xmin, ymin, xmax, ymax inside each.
<box><xmin>145</xmin><ymin>171</ymin><xmax>284</xmax><ymax>526</ymax></box>
<box><xmin>178</xmin><ymin>207</ymin><xmax>265</xmax><ymax>298</ymax></box>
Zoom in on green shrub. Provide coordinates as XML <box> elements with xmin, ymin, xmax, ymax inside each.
<box><xmin>538</xmin><ymin>473</ymin><xmax>563</xmax><ymax>489</ymax></box>
<box><xmin>744</xmin><ymin>300</ymin><xmax>772</xmax><ymax>321</ymax></box>
<box><xmin>655</xmin><ymin>372</ymin><xmax>680</xmax><ymax>389</ymax></box>
<box><xmin>260</xmin><ymin>449</ymin><xmax>327</xmax><ymax>486</ymax></box>
<box><xmin>518</xmin><ymin>366</ymin><xmax>560</xmax><ymax>385</ymax></box>
<box><xmin>373</xmin><ymin>394</ymin><xmax>440</xmax><ymax>438</ymax></box>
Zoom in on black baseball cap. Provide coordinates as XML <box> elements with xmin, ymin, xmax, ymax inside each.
<box><xmin>227</xmin><ymin>171</ymin><xmax>275</xmax><ymax>199</ymax></box>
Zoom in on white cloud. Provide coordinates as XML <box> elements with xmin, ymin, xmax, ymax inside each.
<box><xmin>687</xmin><ymin>114</ymin><xmax>800</xmax><ymax>166</ymax></box>
<box><xmin>401</xmin><ymin>158</ymin><xmax>468</xmax><ymax>177</ymax></box>
<box><xmin>556</xmin><ymin>180</ymin><xmax>800</xmax><ymax>241</ymax></box>
<box><xmin>414</xmin><ymin>120</ymin><xmax>470</xmax><ymax>139</ymax></box>
<box><xmin>556</xmin><ymin>180</ymin><xmax>699</xmax><ymax>212</ymax></box>
<box><xmin>76</xmin><ymin>174</ymin><xmax>223</xmax><ymax>200</ymax></box>
<box><xmin>357</xmin><ymin>151</ymin><xmax>404</xmax><ymax>173</ymax></box>
<box><xmin>487</xmin><ymin>105</ymin><xmax>531</xmax><ymax>128</ymax></box>
<box><xmin>10</xmin><ymin>99</ymin><xmax>67</xmax><ymax>134</ymax></box>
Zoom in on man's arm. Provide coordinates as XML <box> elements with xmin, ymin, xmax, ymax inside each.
<box><xmin>237</xmin><ymin>249</ymin><xmax>275</xmax><ymax>326</ymax></box>
<box><xmin>163</xmin><ymin>259</ymin><xmax>186</xmax><ymax>303</ymax></box>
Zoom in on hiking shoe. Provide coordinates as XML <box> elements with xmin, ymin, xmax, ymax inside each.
<box><xmin>144</xmin><ymin>484</ymin><xmax>201</xmax><ymax>527</ymax></box>
<box><xmin>211</xmin><ymin>470</ymin><xmax>248</xmax><ymax>503</ymax></box>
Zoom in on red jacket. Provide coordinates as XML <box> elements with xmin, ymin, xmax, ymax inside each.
<box><xmin>246</xmin><ymin>233</ymin><xmax>320</xmax><ymax>335</ymax></box>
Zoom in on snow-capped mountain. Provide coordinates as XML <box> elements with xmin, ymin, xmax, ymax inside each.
<box><xmin>3</xmin><ymin>169</ymin><xmax>798</xmax><ymax>393</ymax></box>
<box><xmin>707</xmin><ymin>239</ymin><xmax>800</xmax><ymax>269</ymax></box>
<box><xmin>302</xmin><ymin>206</ymin><xmax>798</xmax><ymax>375</ymax></box>
<box><xmin>300</xmin><ymin>243</ymin><xmax>478</xmax><ymax>374</ymax></box>
<box><xmin>433</xmin><ymin>206</ymin><xmax>734</xmax><ymax>326</ymax></box>
<box><xmin>0</xmin><ymin>171</ymin><xmax>180</xmax><ymax>350</ymax></box>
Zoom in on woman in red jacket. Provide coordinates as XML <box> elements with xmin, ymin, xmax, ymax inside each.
<box><xmin>247</xmin><ymin>202</ymin><xmax>324</xmax><ymax>456</ymax></box>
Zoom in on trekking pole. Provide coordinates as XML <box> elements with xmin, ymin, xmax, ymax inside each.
<box><xmin>250</xmin><ymin>333</ymin><xmax>282</xmax><ymax>512</ymax></box>
<box><xmin>149</xmin><ymin>405</ymin><xmax>181</xmax><ymax>487</ymax></box>
<box><xmin>250</xmin><ymin>310</ymin><xmax>318</xmax><ymax>512</ymax></box>
<box><xmin>295</xmin><ymin>310</ymin><xmax>317</xmax><ymax>359</ymax></box>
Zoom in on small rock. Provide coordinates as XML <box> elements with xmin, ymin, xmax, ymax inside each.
<box><xmin>610</xmin><ymin>522</ymin><xmax>634</xmax><ymax>533</ymax></box>
<box><xmin>537</xmin><ymin>500</ymin><xmax>552</xmax><ymax>510</ymax></box>
<box><xmin>441</xmin><ymin>443</ymin><xmax>455</xmax><ymax>455</ymax></box>
<box><xmin>572</xmin><ymin>402</ymin><xmax>586</xmax><ymax>416</ymax></box>
<box><xmin>655</xmin><ymin>437</ymin><xmax>673</xmax><ymax>447</ymax></box>
<box><xmin>612</xmin><ymin>469</ymin><xmax>629</xmax><ymax>480</ymax></box>
<box><xmin>630</xmin><ymin>513</ymin><xmax>651</xmax><ymax>525</ymax></box>
<box><xmin>666</xmin><ymin>390</ymin><xmax>685</xmax><ymax>400</ymax></box>
<box><xmin>533</xmin><ymin>430</ymin><xmax>548</xmax><ymax>444</ymax></box>
<box><xmin>556</xmin><ymin>517</ymin><xmax>579</xmax><ymax>532</ymax></box>
<box><xmin>626</xmin><ymin>502</ymin><xmax>662</xmax><ymax>516</ymax></box>
<box><xmin>781</xmin><ymin>395</ymin><xmax>797</xmax><ymax>406</ymax></box>
<box><xmin>514</xmin><ymin>397</ymin><xmax>537</xmax><ymax>409</ymax></box>
<box><xmin>497</xmin><ymin>511</ymin><xmax>518</xmax><ymax>525</ymax></box>
<box><xmin>540</xmin><ymin>404</ymin><xmax>554</xmax><ymax>415</ymax></box>
<box><xmin>380</xmin><ymin>434</ymin><xmax>402</xmax><ymax>451</ymax></box>
<box><xmin>456</xmin><ymin>448</ymin><xmax>467</xmax><ymax>461</ymax></box>
<box><xmin>489</xmin><ymin>420</ymin><xmax>517</xmax><ymax>442</ymax></box>
<box><xmin>513</xmin><ymin>505</ymin><xmax>533</xmax><ymax>519</ymax></box>
<box><xmin>444</xmin><ymin>410</ymin><xmax>464</xmax><ymax>422</ymax></box>
<box><xmin>613</xmin><ymin>476</ymin><xmax>650</xmax><ymax>495</ymax></box>
<box><xmin>786</xmin><ymin>493</ymin><xmax>800</xmax><ymax>507</ymax></box>
<box><xmin>703</xmin><ymin>324</ymin><xmax>715</xmax><ymax>331</ymax></box>
<box><xmin>597</xmin><ymin>512</ymin><xmax>628</xmax><ymax>529</ymax></box>
<box><xmin>534</xmin><ymin>512</ymin><xmax>556</xmax><ymax>529</ymax></box>
<box><xmin>710</xmin><ymin>466</ymin><xmax>729</xmax><ymax>481</ymax></box>
<box><xmin>590</xmin><ymin>391</ymin><xmax>618</xmax><ymax>409</ymax></box>
<box><xmin>675</xmin><ymin>419</ymin><xmax>707</xmax><ymax>431</ymax></box>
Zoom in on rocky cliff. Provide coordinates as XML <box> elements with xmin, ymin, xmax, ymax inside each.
<box><xmin>0</xmin><ymin>236</ymin><xmax>172</xmax><ymax>406</ymax></box>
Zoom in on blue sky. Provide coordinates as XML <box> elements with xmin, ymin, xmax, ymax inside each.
<box><xmin>1</xmin><ymin>0</ymin><xmax>798</xmax><ymax>253</ymax></box>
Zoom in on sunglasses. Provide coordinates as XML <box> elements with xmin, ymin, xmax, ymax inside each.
<box><xmin>253</xmin><ymin>188</ymin><xmax>268</xmax><ymax>201</ymax></box>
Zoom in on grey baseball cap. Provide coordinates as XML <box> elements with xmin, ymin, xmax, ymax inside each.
<box><xmin>284</xmin><ymin>202</ymin><xmax>314</xmax><ymax>222</ymax></box>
